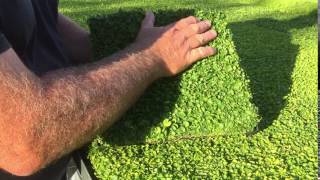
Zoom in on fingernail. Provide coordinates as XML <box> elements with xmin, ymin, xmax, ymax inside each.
<box><xmin>213</xmin><ymin>48</ymin><xmax>218</xmax><ymax>54</ymax></box>
<box><xmin>210</xmin><ymin>30</ymin><xmax>217</xmax><ymax>37</ymax></box>
<box><xmin>205</xmin><ymin>20</ymin><xmax>211</xmax><ymax>26</ymax></box>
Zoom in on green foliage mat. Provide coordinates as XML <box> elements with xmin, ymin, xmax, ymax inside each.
<box><xmin>88</xmin><ymin>9</ymin><xmax>259</xmax><ymax>146</ymax></box>
<box><xmin>59</xmin><ymin>0</ymin><xmax>317</xmax><ymax>178</ymax></box>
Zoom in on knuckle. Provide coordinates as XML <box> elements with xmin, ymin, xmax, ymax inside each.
<box><xmin>199</xmin><ymin>21</ymin><xmax>207</xmax><ymax>30</ymax></box>
<box><xmin>177</xmin><ymin>32</ymin><xmax>187</xmax><ymax>42</ymax></box>
<box><xmin>204</xmin><ymin>47</ymin><xmax>214</xmax><ymax>56</ymax></box>
<box><xmin>186</xmin><ymin>51</ymin><xmax>193</xmax><ymax>63</ymax></box>
<box><xmin>191</xmin><ymin>50</ymin><xmax>199</xmax><ymax>61</ymax></box>
<box><xmin>187</xmin><ymin>38</ymin><xmax>194</xmax><ymax>48</ymax></box>
<box><xmin>183</xmin><ymin>42</ymin><xmax>191</xmax><ymax>51</ymax></box>
<box><xmin>191</xmin><ymin>24</ymin><xmax>199</xmax><ymax>33</ymax></box>
<box><xmin>174</xmin><ymin>22</ymin><xmax>183</xmax><ymax>29</ymax></box>
<box><xmin>188</xmin><ymin>16</ymin><xmax>198</xmax><ymax>23</ymax></box>
<box><xmin>205</xmin><ymin>31</ymin><xmax>214</xmax><ymax>40</ymax></box>
<box><xmin>171</xmin><ymin>25</ymin><xmax>179</xmax><ymax>33</ymax></box>
<box><xmin>201</xmin><ymin>21</ymin><xmax>210</xmax><ymax>30</ymax></box>
<box><xmin>198</xmin><ymin>47</ymin><xmax>205</xmax><ymax>56</ymax></box>
<box><xmin>197</xmin><ymin>35</ymin><xmax>205</xmax><ymax>44</ymax></box>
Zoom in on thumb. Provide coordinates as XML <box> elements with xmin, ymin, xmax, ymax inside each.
<box><xmin>141</xmin><ymin>11</ymin><xmax>155</xmax><ymax>28</ymax></box>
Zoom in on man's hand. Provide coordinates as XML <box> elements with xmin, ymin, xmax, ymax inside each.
<box><xmin>136</xmin><ymin>11</ymin><xmax>218</xmax><ymax>77</ymax></box>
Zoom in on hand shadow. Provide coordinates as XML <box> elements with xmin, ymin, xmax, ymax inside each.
<box><xmin>228</xmin><ymin>10</ymin><xmax>317</xmax><ymax>133</ymax></box>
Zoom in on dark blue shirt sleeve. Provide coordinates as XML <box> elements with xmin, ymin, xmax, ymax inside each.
<box><xmin>0</xmin><ymin>32</ymin><xmax>10</xmax><ymax>54</ymax></box>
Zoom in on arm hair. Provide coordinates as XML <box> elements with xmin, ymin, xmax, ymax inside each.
<box><xmin>0</xmin><ymin>46</ymin><xmax>160</xmax><ymax>176</ymax></box>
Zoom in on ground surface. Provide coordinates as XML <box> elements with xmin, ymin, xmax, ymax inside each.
<box><xmin>59</xmin><ymin>0</ymin><xmax>318</xmax><ymax>179</ymax></box>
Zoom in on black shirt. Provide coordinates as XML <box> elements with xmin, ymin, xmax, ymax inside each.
<box><xmin>0</xmin><ymin>0</ymin><xmax>72</xmax><ymax>179</ymax></box>
<box><xmin>0</xmin><ymin>0</ymin><xmax>71</xmax><ymax>75</ymax></box>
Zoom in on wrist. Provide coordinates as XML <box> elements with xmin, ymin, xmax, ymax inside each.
<box><xmin>142</xmin><ymin>48</ymin><xmax>168</xmax><ymax>80</ymax></box>
<box><xmin>127</xmin><ymin>42</ymin><xmax>167</xmax><ymax>80</ymax></box>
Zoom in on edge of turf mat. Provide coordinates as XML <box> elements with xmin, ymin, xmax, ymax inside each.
<box><xmin>88</xmin><ymin>9</ymin><xmax>260</xmax><ymax>146</ymax></box>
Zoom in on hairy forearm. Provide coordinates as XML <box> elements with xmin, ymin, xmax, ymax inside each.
<box><xmin>39</xmin><ymin>47</ymin><xmax>159</xmax><ymax>161</ymax></box>
<box><xmin>0</xmin><ymin>46</ymin><xmax>160</xmax><ymax>174</ymax></box>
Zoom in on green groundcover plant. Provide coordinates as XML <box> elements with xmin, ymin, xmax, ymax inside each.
<box><xmin>77</xmin><ymin>2</ymin><xmax>318</xmax><ymax>178</ymax></box>
<box><xmin>88</xmin><ymin>9</ymin><xmax>259</xmax><ymax>145</ymax></box>
<box><xmin>87</xmin><ymin>9</ymin><xmax>261</xmax><ymax>178</ymax></box>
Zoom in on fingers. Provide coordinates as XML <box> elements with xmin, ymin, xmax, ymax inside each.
<box><xmin>164</xmin><ymin>16</ymin><xmax>199</xmax><ymax>32</ymax></box>
<box><xmin>141</xmin><ymin>11</ymin><xmax>155</xmax><ymax>28</ymax></box>
<box><xmin>175</xmin><ymin>16</ymin><xmax>200</xmax><ymax>30</ymax></box>
<box><xmin>183</xmin><ymin>20</ymin><xmax>212</xmax><ymax>37</ymax></box>
<box><xmin>178</xmin><ymin>19</ymin><xmax>216</xmax><ymax>64</ymax></box>
<box><xmin>188</xmin><ymin>46</ymin><xmax>217</xmax><ymax>64</ymax></box>
<box><xmin>188</xmin><ymin>30</ymin><xmax>217</xmax><ymax>48</ymax></box>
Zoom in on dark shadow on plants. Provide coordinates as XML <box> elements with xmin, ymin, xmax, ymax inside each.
<box><xmin>60</xmin><ymin>1</ymin><xmax>254</xmax><ymax>27</ymax></box>
<box><xmin>228</xmin><ymin>10</ymin><xmax>317</xmax><ymax>133</ymax></box>
<box><xmin>88</xmin><ymin>9</ymin><xmax>195</xmax><ymax>145</ymax></box>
